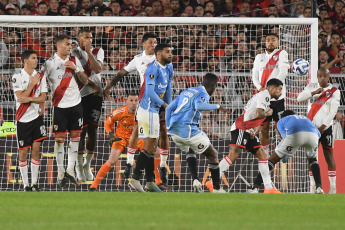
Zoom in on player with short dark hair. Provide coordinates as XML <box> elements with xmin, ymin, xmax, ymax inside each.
<box><xmin>213</xmin><ymin>78</ymin><xmax>284</xmax><ymax>194</ymax></box>
<box><xmin>71</xmin><ymin>27</ymin><xmax>104</xmax><ymax>182</ymax></box>
<box><xmin>129</xmin><ymin>44</ymin><xmax>173</xmax><ymax>192</ymax></box>
<box><xmin>252</xmin><ymin>32</ymin><xmax>290</xmax><ymax>157</ymax></box>
<box><xmin>41</xmin><ymin>34</ymin><xmax>100</xmax><ymax>188</ymax></box>
<box><xmin>89</xmin><ymin>92</ymin><xmax>143</xmax><ymax>191</ymax></box>
<box><xmin>297</xmin><ymin>67</ymin><xmax>340</xmax><ymax>194</ymax></box>
<box><xmin>12</xmin><ymin>50</ymin><xmax>48</xmax><ymax>191</ymax></box>
<box><xmin>248</xmin><ymin>110</ymin><xmax>324</xmax><ymax>194</ymax></box>
<box><xmin>165</xmin><ymin>73</ymin><xmax>229</xmax><ymax>193</ymax></box>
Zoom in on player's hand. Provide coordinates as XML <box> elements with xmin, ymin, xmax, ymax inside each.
<box><xmin>266</xmin><ymin>108</ymin><xmax>273</xmax><ymax>117</ymax></box>
<box><xmin>336</xmin><ymin>112</ymin><xmax>343</xmax><ymax>120</ymax></box>
<box><xmin>162</xmin><ymin>102</ymin><xmax>168</xmax><ymax>109</ymax></box>
<box><xmin>219</xmin><ymin>106</ymin><xmax>230</xmax><ymax>114</ymax></box>
<box><xmin>259</xmin><ymin>87</ymin><xmax>266</xmax><ymax>92</ymax></box>
<box><xmin>108</xmin><ymin>132</ymin><xmax>122</xmax><ymax>146</ymax></box>
<box><xmin>312</xmin><ymin>88</ymin><xmax>323</xmax><ymax>95</ymax></box>
<box><xmin>84</xmin><ymin>40</ymin><xmax>92</xmax><ymax>53</ymax></box>
<box><xmin>318</xmin><ymin>124</ymin><xmax>326</xmax><ymax>134</ymax></box>
<box><xmin>39</xmin><ymin>103</ymin><xmax>44</xmax><ymax>116</ymax></box>
<box><xmin>64</xmin><ymin>60</ymin><xmax>77</xmax><ymax>70</ymax></box>
<box><xmin>18</xmin><ymin>96</ymin><xmax>31</xmax><ymax>104</ymax></box>
<box><xmin>103</xmin><ymin>85</ymin><xmax>111</xmax><ymax>101</ymax></box>
<box><xmin>30</xmin><ymin>73</ymin><xmax>40</xmax><ymax>86</ymax></box>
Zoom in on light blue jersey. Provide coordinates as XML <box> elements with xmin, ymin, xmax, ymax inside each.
<box><xmin>277</xmin><ymin>115</ymin><xmax>321</xmax><ymax>138</ymax></box>
<box><xmin>166</xmin><ymin>85</ymin><xmax>218</xmax><ymax>138</ymax></box>
<box><xmin>139</xmin><ymin>60</ymin><xmax>173</xmax><ymax>113</ymax></box>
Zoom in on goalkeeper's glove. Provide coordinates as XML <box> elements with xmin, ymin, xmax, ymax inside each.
<box><xmin>108</xmin><ymin>132</ymin><xmax>122</xmax><ymax>146</ymax></box>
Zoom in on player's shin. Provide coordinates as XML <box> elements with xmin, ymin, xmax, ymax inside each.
<box><xmin>253</xmin><ymin>160</ymin><xmax>275</xmax><ymax>189</ymax></box>
<box><xmin>54</xmin><ymin>141</ymin><xmax>65</xmax><ymax>178</ymax></box>
<box><xmin>90</xmin><ymin>161</ymin><xmax>112</xmax><ymax>189</ymax></box>
<box><xmin>67</xmin><ymin>139</ymin><xmax>79</xmax><ymax>175</ymax></box>
<box><xmin>19</xmin><ymin>160</ymin><xmax>29</xmax><ymax>188</ymax></box>
<box><xmin>208</xmin><ymin>163</ymin><xmax>220</xmax><ymax>190</ymax></box>
<box><xmin>258</xmin><ymin>160</ymin><xmax>273</xmax><ymax>190</ymax></box>
<box><xmin>309</xmin><ymin>158</ymin><xmax>322</xmax><ymax>189</ymax></box>
<box><xmin>31</xmin><ymin>159</ymin><xmax>40</xmax><ymax>186</ymax></box>
<box><xmin>145</xmin><ymin>154</ymin><xmax>155</xmax><ymax>182</ymax></box>
<box><xmin>132</xmin><ymin>149</ymin><xmax>151</xmax><ymax>180</ymax></box>
<box><xmin>186</xmin><ymin>152</ymin><xmax>199</xmax><ymax>181</ymax></box>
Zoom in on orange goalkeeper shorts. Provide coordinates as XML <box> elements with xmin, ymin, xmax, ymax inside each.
<box><xmin>111</xmin><ymin>138</ymin><xmax>144</xmax><ymax>153</ymax></box>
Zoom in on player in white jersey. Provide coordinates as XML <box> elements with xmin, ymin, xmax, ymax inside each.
<box><xmin>71</xmin><ymin>28</ymin><xmax>104</xmax><ymax>182</ymax></box>
<box><xmin>41</xmin><ymin>34</ymin><xmax>100</xmax><ymax>188</ymax></box>
<box><xmin>103</xmin><ymin>33</ymin><xmax>171</xmax><ymax>190</ymax></box>
<box><xmin>297</xmin><ymin>67</ymin><xmax>340</xmax><ymax>194</ymax></box>
<box><xmin>252</xmin><ymin>33</ymin><xmax>290</xmax><ymax>155</ymax></box>
<box><xmin>12</xmin><ymin>50</ymin><xmax>48</xmax><ymax>192</ymax></box>
<box><xmin>210</xmin><ymin>79</ymin><xmax>284</xmax><ymax>194</ymax></box>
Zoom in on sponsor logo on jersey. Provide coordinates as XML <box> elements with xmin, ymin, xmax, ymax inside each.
<box><xmin>23</xmin><ymin>81</ymin><xmax>27</xmax><ymax>84</ymax></box>
<box><xmin>260</xmin><ymin>65</ymin><xmax>278</xmax><ymax>71</ymax></box>
<box><xmin>141</xmin><ymin>62</ymin><xmax>145</xmax><ymax>65</ymax></box>
<box><xmin>158</xmin><ymin>83</ymin><xmax>167</xmax><ymax>89</ymax></box>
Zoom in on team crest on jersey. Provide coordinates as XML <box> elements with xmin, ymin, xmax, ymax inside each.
<box><xmin>149</xmin><ymin>74</ymin><xmax>154</xmax><ymax>79</ymax></box>
<box><xmin>243</xmin><ymin>139</ymin><xmax>247</xmax><ymax>145</ymax></box>
<box><xmin>19</xmin><ymin>140</ymin><xmax>24</xmax><ymax>146</ymax></box>
<box><xmin>198</xmin><ymin>143</ymin><xmax>204</xmax><ymax>149</ymax></box>
<box><xmin>273</xmin><ymin>55</ymin><xmax>278</xmax><ymax>61</ymax></box>
<box><xmin>12</xmin><ymin>78</ymin><xmax>16</xmax><ymax>83</ymax></box>
<box><xmin>265</xmin><ymin>97</ymin><xmax>269</xmax><ymax>102</ymax></box>
<box><xmin>201</xmin><ymin>97</ymin><xmax>205</xmax><ymax>102</ymax></box>
<box><xmin>326</xmin><ymin>92</ymin><xmax>331</xmax><ymax>97</ymax></box>
<box><xmin>54</xmin><ymin>125</ymin><xmax>58</xmax><ymax>131</ymax></box>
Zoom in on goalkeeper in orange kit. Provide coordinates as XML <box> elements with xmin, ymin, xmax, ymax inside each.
<box><xmin>89</xmin><ymin>92</ymin><xmax>143</xmax><ymax>191</ymax></box>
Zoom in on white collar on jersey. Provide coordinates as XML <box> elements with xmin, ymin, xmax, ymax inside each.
<box><xmin>21</xmin><ymin>68</ymin><xmax>37</xmax><ymax>77</ymax></box>
<box><xmin>265</xmin><ymin>49</ymin><xmax>280</xmax><ymax>57</ymax></box>
<box><xmin>318</xmin><ymin>82</ymin><xmax>332</xmax><ymax>89</ymax></box>
<box><xmin>54</xmin><ymin>53</ymin><xmax>70</xmax><ymax>62</ymax></box>
<box><xmin>155</xmin><ymin>59</ymin><xmax>167</xmax><ymax>69</ymax></box>
<box><xmin>143</xmin><ymin>50</ymin><xmax>155</xmax><ymax>58</ymax></box>
<box><xmin>201</xmin><ymin>85</ymin><xmax>210</xmax><ymax>96</ymax></box>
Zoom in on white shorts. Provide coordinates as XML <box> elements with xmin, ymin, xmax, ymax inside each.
<box><xmin>275</xmin><ymin>132</ymin><xmax>319</xmax><ymax>159</ymax></box>
<box><xmin>136</xmin><ymin>106</ymin><xmax>160</xmax><ymax>139</ymax></box>
<box><xmin>171</xmin><ymin>131</ymin><xmax>210</xmax><ymax>154</ymax></box>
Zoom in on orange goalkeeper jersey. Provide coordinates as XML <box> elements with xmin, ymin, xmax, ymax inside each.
<box><xmin>104</xmin><ymin>105</ymin><xmax>136</xmax><ymax>139</ymax></box>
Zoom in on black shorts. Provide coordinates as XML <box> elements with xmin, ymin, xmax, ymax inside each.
<box><xmin>320</xmin><ymin>126</ymin><xmax>333</xmax><ymax>149</ymax></box>
<box><xmin>263</xmin><ymin>98</ymin><xmax>285</xmax><ymax>123</ymax></box>
<box><xmin>81</xmin><ymin>94</ymin><xmax>102</xmax><ymax>127</ymax></box>
<box><xmin>16</xmin><ymin>116</ymin><xmax>47</xmax><ymax>150</ymax></box>
<box><xmin>53</xmin><ymin>103</ymin><xmax>83</xmax><ymax>134</ymax></box>
<box><xmin>229</xmin><ymin>129</ymin><xmax>262</xmax><ymax>154</ymax></box>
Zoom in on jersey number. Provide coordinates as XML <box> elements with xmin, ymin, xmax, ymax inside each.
<box><xmin>174</xmin><ymin>97</ymin><xmax>189</xmax><ymax>114</ymax></box>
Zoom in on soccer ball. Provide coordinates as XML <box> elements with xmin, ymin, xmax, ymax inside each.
<box><xmin>292</xmin><ymin>59</ymin><xmax>309</xmax><ymax>75</ymax></box>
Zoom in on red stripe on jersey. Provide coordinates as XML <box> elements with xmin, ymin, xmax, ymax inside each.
<box><xmin>15</xmin><ymin>72</ymin><xmax>44</xmax><ymax>121</ymax></box>
<box><xmin>234</xmin><ymin>110</ymin><xmax>265</xmax><ymax>131</ymax></box>
<box><xmin>307</xmin><ymin>87</ymin><xmax>337</xmax><ymax>121</ymax></box>
<box><xmin>52</xmin><ymin>56</ymin><xmax>76</xmax><ymax>107</ymax></box>
<box><xmin>260</xmin><ymin>50</ymin><xmax>282</xmax><ymax>88</ymax></box>
<box><xmin>139</xmin><ymin>76</ymin><xmax>145</xmax><ymax>101</ymax></box>
<box><xmin>80</xmin><ymin>48</ymin><xmax>100</xmax><ymax>90</ymax></box>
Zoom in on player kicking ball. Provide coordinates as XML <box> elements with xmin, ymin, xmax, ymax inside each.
<box><xmin>165</xmin><ymin>73</ymin><xmax>228</xmax><ymax>193</ymax></box>
<box><xmin>248</xmin><ymin>110</ymin><xmax>324</xmax><ymax>194</ymax></box>
<box><xmin>212</xmin><ymin>79</ymin><xmax>284</xmax><ymax>194</ymax></box>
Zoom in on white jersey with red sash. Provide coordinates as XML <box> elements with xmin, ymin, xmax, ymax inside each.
<box><xmin>41</xmin><ymin>53</ymin><xmax>84</xmax><ymax>108</ymax></box>
<box><xmin>301</xmin><ymin>83</ymin><xmax>341</xmax><ymax>129</ymax></box>
<box><xmin>252</xmin><ymin>49</ymin><xmax>289</xmax><ymax>101</ymax></box>
<box><xmin>71</xmin><ymin>47</ymin><xmax>104</xmax><ymax>97</ymax></box>
<box><xmin>231</xmin><ymin>90</ymin><xmax>271</xmax><ymax>131</ymax></box>
<box><xmin>12</xmin><ymin>69</ymin><xmax>48</xmax><ymax>123</ymax></box>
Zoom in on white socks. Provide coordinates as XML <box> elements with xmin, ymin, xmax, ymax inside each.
<box><xmin>54</xmin><ymin>142</ymin><xmax>65</xmax><ymax>178</ymax></box>
<box><xmin>127</xmin><ymin>147</ymin><xmax>136</xmax><ymax>165</ymax></box>
<box><xmin>67</xmin><ymin>141</ymin><xmax>78</xmax><ymax>174</ymax></box>
<box><xmin>259</xmin><ymin>160</ymin><xmax>273</xmax><ymax>190</ymax></box>
<box><xmin>160</xmin><ymin>148</ymin><xmax>168</xmax><ymax>168</ymax></box>
<box><xmin>31</xmin><ymin>159</ymin><xmax>40</xmax><ymax>186</ymax></box>
<box><xmin>19</xmin><ymin>160</ymin><xmax>29</xmax><ymax>187</ymax></box>
<box><xmin>329</xmin><ymin>170</ymin><xmax>336</xmax><ymax>188</ymax></box>
<box><xmin>84</xmin><ymin>153</ymin><xmax>93</xmax><ymax>168</ymax></box>
<box><xmin>219</xmin><ymin>156</ymin><xmax>232</xmax><ymax>178</ymax></box>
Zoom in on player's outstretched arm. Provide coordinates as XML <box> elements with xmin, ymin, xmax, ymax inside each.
<box><xmin>104</xmin><ymin>69</ymin><xmax>129</xmax><ymax>100</ymax></box>
<box><xmin>165</xmin><ymin>98</ymin><xmax>179</xmax><ymax>129</ymax></box>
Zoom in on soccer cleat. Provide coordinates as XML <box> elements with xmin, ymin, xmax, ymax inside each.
<box><xmin>315</xmin><ymin>187</ymin><xmax>324</xmax><ymax>194</ymax></box>
<box><xmin>264</xmin><ymin>187</ymin><xmax>283</xmax><ymax>194</ymax></box>
<box><xmin>128</xmin><ymin>179</ymin><xmax>145</xmax><ymax>192</ymax></box>
<box><xmin>329</xmin><ymin>186</ymin><xmax>336</xmax><ymax>194</ymax></box>
<box><xmin>76</xmin><ymin>165</ymin><xmax>86</xmax><ymax>182</ymax></box>
<box><xmin>57</xmin><ymin>174</ymin><xmax>67</xmax><ymax>188</ymax></box>
<box><xmin>193</xmin><ymin>179</ymin><xmax>203</xmax><ymax>193</ymax></box>
<box><xmin>89</xmin><ymin>187</ymin><xmax>97</xmax><ymax>192</ymax></box>
<box><xmin>157</xmin><ymin>183</ymin><xmax>172</xmax><ymax>191</ymax></box>
<box><xmin>24</xmin><ymin>186</ymin><xmax>32</xmax><ymax>192</ymax></box>
<box><xmin>245</xmin><ymin>188</ymin><xmax>259</xmax><ymax>194</ymax></box>
<box><xmin>213</xmin><ymin>188</ymin><xmax>227</xmax><ymax>193</ymax></box>
<box><xmin>123</xmin><ymin>163</ymin><xmax>132</xmax><ymax>179</ymax></box>
<box><xmin>205</xmin><ymin>180</ymin><xmax>214</xmax><ymax>192</ymax></box>
<box><xmin>65</xmin><ymin>171</ymin><xmax>78</xmax><ymax>185</ymax></box>
<box><xmin>83</xmin><ymin>165</ymin><xmax>94</xmax><ymax>181</ymax></box>
<box><xmin>145</xmin><ymin>182</ymin><xmax>163</xmax><ymax>192</ymax></box>
<box><xmin>31</xmin><ymin>184</ymin><xmax>40</xmax><ymax>192</ymax></box>
<box><xmin>158</xmin><ymin>166</ymin><xmax>168</xmax><ymax>184</ymax></box>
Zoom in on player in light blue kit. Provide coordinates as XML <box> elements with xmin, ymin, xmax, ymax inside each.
<box><xmin>249</xmin><ymin>110</ymin><xmax>324</xmax><ymax>194</ymax></box>
<box><xmin>166</xmin><ymin>73</ymin><xmax>228</xmax><ymax>193</ymax></box>
<box><xmin>129</xmin><ymin>44</ymin><xmax>173</xmax><ymax>192</ymax></box>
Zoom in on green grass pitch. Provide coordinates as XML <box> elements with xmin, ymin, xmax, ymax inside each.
<box><xmin>1</xmin><ymin>192</ymin><xmax>345</xmax><ymax>230</ymax></box>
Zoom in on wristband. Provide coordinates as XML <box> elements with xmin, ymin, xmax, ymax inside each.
<box><xmin>74</xmin><ymin>67</ymin><xmax>80</xmax><ymax>73</ymax></box>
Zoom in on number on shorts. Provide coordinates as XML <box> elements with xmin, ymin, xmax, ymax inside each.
<box><xmin>78</xmin><ymin>118</ymin><xmax>83</xmax><ymax>127</ymax></box>
<box><xmin>174</xmin><ymin>97</ymin><xmax>189</xmax><ymax>114</ymax></box>
<box><xmin>326</xmin><ymin>135</ymin><xmax>332</xmax><ymax>145</ymax></box>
